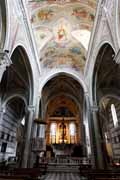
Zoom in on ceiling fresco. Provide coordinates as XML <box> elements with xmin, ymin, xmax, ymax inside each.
<box><xmin>40</xmin><ymin>39</ymin><xmax>86</xmax><ymax>71</ymax></box>
<box><xmin>47</xmin><ymin>95</ymin><xmax>79</xmax><ymax>117</ymax></box>
<box><xmin>28</xmin><ymin>0</ymin><xmax>96</xmax><ymax>72</ymax></box>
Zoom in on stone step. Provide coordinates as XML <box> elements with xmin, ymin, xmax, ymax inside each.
<box><xmin>47</xmin><ymin>164</ymin><xmax>79</xmax><ymax>173</ymax></box>
<box><xmin>44</xmin><ymin>172</ymin><xmax>86</xmax><ymax>180</ymax></box>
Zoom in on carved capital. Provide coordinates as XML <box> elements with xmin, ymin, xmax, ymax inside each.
<box><xmin>0</xmin><ymin>49</ymin><xmax>12</xmax><ymax>67</ymax></box>
<box><xmin>28</xmin><ymin>105</ymin><xmax>35</xmax><ymax>112</ymax></box>
<box><xmin>91</xmin><ymin>104</ymin><xmax>99</xmax><ymax>112</ymax></box>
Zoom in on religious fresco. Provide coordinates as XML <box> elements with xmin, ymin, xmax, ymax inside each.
<box><xmin>28</xmin><ymin>0</ymin><xmax>96</xmax><ymax>10</ymax></box>
<box><xmin>31</xmin><ymin>8</ymin><xmax>55</xmax><ymax>23</ymax></box>
<box><xmin>28</xmin><ymin>0</ymin><xmax>96</xmax><ymax>72</ymax></box>
<box><xmin>33</xmin><ymin>27</ymin><xmax>53</xmax><ymax>50</ymax></box>
<box><xmin>53</xmin><ymin>18</ymin><xmax>71</xmax><ymax>44</ymax></box>
<box><xmin>31</xmin><ymin>4</ymin><xmax>94</xmax><ymax>26</ymax></box>
<box><xmin>41</xmin><ymin>40</ymin><xmax>86</xmax><ymax>72</ymax></box>
<box><xmin>72</xmin><ymin>7</ymin><xmax>95</xmax><ymax>21</ymax></box>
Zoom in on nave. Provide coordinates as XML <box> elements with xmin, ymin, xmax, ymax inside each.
<box><xmin>44</xmin><ymin>173</ymin><xmax>82</xmax><ymax>180</ymax></box>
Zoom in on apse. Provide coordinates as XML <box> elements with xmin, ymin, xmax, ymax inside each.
<box><xmin>40</xmin><ymin>74</ymin><xmax>88</xmax><ymax>156</ymax></box>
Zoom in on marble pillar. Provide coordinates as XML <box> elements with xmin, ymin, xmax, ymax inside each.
<box><xmin>22</xmin><ymin>105</ymin><xmax>34</xmax><ymax>168</ymax></box>
<box><xmin>91</xmin><ymin>103</ymin><xmax>104</xmax><ymax>169</ymax></box>
<box><xmin>84</xmin><ymin>94</ymin><xmax>94</xmax><ymax>163</ymax></box>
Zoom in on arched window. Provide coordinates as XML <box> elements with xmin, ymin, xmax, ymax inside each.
<box><xmin>69</xmin><ymin>123</ymin><xmax>76</xmax><ymax>144</ymax></box>
<box><xmin>50</xmin><ymin>123</ymin><xmax>56</xmax><ymax>136</ymax></box>
<box><xmin>50</xmin><ymin>123</ymin><xmax>56</xmax><ymax>144</ymax></box>
<box><xmin>69</xmin><ymin>123</ymin><xmax>76</xmax><ymax>136</ymax></box>
<box><xmin>21</xmin><ymin>117</ymin><xmax>25</xmax><ymax>126</ymax></box>
<box><xmin>111</xmin><ymin>104</ymin><xmax>118</xmax><ymax>127</ymax></box>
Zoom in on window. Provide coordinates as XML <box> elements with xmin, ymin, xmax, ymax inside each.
<box><xmin>21</xmin><ymin>117</ymin><xmax>25</xmax><ymax>126</ymax></box>
<box><xmin>111</xmin><ymin>104</ymin><xmax>118</xmax><ymax>127</ymax></box>
<box><xmin>69</xmin><ymin>123</ymin><xmax>76</xmax><ymax>136</ymax></box>
<box><xmin>50</xmin><ymin>123</ymin><xmax>56</xmax><ymax>136</ymax></box>
<box><xmin>50</xmin><ymin>123</ymin><xmax>56</xmax><ymax>144</ymax></box>
<box><xmin>1</xmin><ymin>132</ymin><xmax>4</xmax><ymax>139</ymax></box>
<box><xmin>1</xmin><ymin>142</ymin><xmax>7</xmax><ymax>153</ymax></box>
<box><xmin>6</xmin><ymin>134</ymin><xmax>10</xmax><ymax>141</ymax></box>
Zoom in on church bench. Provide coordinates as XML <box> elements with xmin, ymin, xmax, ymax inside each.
<box><xmin>79</xmin><ymin>168</ymin><xmax>120</xmax><ymax>180</ymax></box>
<box><xmin>0</xmin><ymin>168</ymin><xmax>47</xmax><ymax>179</ymax></box>
<box><xmin>0</xmin><ymin>174</ymin><xmax>30</xmax><ymax>180</ymax></box>
<box><xmin>14</xmin><ymin>168</ymin><xmax>44</xmax><ymax>177</ymax></box>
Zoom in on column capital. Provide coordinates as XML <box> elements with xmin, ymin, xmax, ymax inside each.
<box><xmin>0</xmin><ymin>49</ymin><xmax>12</xmax><ymax>67</ymax></box>
<box><xmin>28</xmin><ymin>105</ymin><xmax>35</xmax><ymax>112</ymax></box>
<box><xmin>91</xmin><ymin>104</ymin><xmax>99</xmax><ymax>112</ymax></box>
<box><xmin>84</xmin><ymin>92</ymin><xmax>89</xmax><ymax>97</ymax></box>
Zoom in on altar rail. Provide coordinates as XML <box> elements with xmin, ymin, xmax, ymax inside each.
<box><xmin>47</xmin><ymin>157</ymin><xmax>92</xmax><ymax>165</ymax></box>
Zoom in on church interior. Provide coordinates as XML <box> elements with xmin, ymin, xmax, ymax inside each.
<box><xmin>0</xmin><ymin>0</ymin><xmax>120</xmax><ymax>179</ymax></box>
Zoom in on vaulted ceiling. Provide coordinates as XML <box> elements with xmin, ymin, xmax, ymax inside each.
<box><xmin>28</xmin><ymin>0</ymin><xmax>96</xmax><ymax>73</ymax></box>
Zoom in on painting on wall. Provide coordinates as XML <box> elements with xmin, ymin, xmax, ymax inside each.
<box><xmin>72</xmin><ymin>7</ymin><xmax>94</xmax><ymax>22</ymax></box>
<box><xmin>33</xmin><ymin>28</ymin><xmax>53</xmax><ymax>51</ymax></box>
<box><xmin>41</xmin><ymin>40</ymin><xmax>86</xmax><ymax>72</ymax></box>
<box><xmin>37</xmin><ymin>9</ymin><xmax>54</xmax><ymax>21</ymax></box>
<box><xmin>31</xmin><ymin>8</ymin><xmax>55</xmax><ymax>24</ymax></box>
<box><xmin>72</xmin><ymin>7</ymin><xmax>88</xmax><ymax>19</ymax></box>
<box><xmin>53</xmin><ymin>18</ymin><xmax>71</xmax><ymax>44</ymax></box>
<box><xmin>29</xmin><ymin>0</ymin><xmax>96</xmax><ymax>72</ymax></box>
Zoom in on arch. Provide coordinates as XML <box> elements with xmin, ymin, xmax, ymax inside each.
<box><xmin>1</xmin><ymin>95</ymin><xmax>27</xmax><ymax>165</ymax></box>
<box><xmin>10</xmin><ymin>45</ymin><xmax>34</xmax><ymax>104</ymax></box>
<box><xmin>100</xmin><ymin>94</ymin><xmax>120</xmax><ymax>105</ymax></box>
<box><xmin>45</xmin><ymin>92</ymin><xmax>81</xmax><ymax>113</ymax></box>
<box><xmin>92</xmin><ymin>43</ymin><xmax>115</xmax><ymax>104</ymax></box>
<box><xmin>85</xmin><ymin>40</ymin><xmax>116</xmax><ymax>87</ymax></box>
<box><xmin>90</xmin><ymin>43</ymin><xmax>120</xmax><ymax>168</ymax></box>
<box><xmin>39</xmin><ymin>69</ymin><xmax>88</xmax><ymax>94</ymax></box>
<box><xmin>2</xmin><ymin>92</ymin><xmax>28</xmax><ymax>109</ymax></box>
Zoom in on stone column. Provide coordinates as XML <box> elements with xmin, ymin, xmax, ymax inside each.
<box><xmin>84</xmin><ymin>93</ymin><xmax>94</xmax><ymax>162</ymax></box>
<box><xmin>33</xmin><ymin>97</ymin><xmax>41</xmax><ymax>138</ymax></box>
<box><xmin>0</xmin><ymin>50</ymin><xmax>12</xmax><ymax>82</ymax></box>
<box><xmin>0</xmin><ymin>106</ymin><xmax>5</xmax><ymax>123</ymax></box>
<box><xmin>22</xmin><ymin>105</ymin><xmax>34</xmax><ymax>168</ymax></box>
<box><xmin>37</xmin><ymin>96</ymin><xmax>46</xmax><ymax>151</ymax></box>
<box><xmin>91</xmin><ymin>102</ymin><xmax>104</xmax><ymax>169</ymax></box>
<box><xmin>30</xmin><ymin>97</ymin><xmax>41</xmax><ymax>167</ymax></box>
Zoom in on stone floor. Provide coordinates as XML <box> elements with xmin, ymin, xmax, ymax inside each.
<box><xmin>43</xmin><ymin>173</ymin><xmax>86</xmax><ymax>180</ymax></box>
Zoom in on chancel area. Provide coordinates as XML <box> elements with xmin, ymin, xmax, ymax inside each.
<box><xmin>0</xmin><ymin>0</ymin><xmax>120</xmax><ymax>179</ymax></box>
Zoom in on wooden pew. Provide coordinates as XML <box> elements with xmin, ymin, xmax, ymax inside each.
<box><xmin>79</xmin><ymin>168</ymin><xmax>120</xmax><ymax>180</ymax></box>
<box><xmin>0</xmin><ymin>174</ymin><xmax>29</xmax><ymax>180</ymax></box>
<box><xmin>0</xmin><ymin>167</ymin><xmax>47</xmax><ymax>180</ymax></box>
